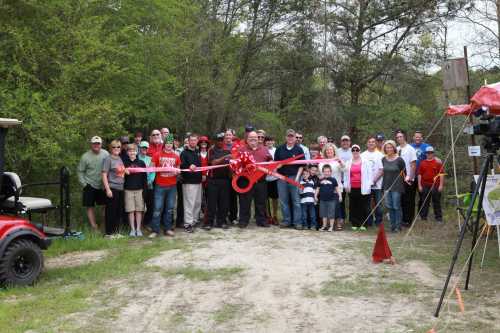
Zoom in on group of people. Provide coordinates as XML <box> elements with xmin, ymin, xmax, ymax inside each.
<box><xmin>77</xmin><ymin>125</ymin><xmax>445</xmax><ymax>238</ymax></box>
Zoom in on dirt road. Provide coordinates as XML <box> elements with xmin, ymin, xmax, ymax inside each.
<box><xmin>59</xmin><ymin>226</ymin><xmax>498</xmax><ymax>333</ymax></box>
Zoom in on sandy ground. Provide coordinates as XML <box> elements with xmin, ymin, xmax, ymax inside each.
<box><xmin>54</xmin><ymin>226</ymin><xmax>482</xmax><ymax>333</ymax></box>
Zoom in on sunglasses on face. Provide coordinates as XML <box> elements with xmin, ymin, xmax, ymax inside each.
<box><xmin>296</xmin><ymin>136</ymin><xmax>303</xmax><ymax>139</ymax></box>
<box><xmin>112</xmin><ymin>146</ymin><xmax>121</xmax><ymax>149</ymax></box>
<box><xmin>351</xmin><ymin>148</ymin><xmax>360</xmax><ymax>152</ymax></box>
<box><xmin>257</xmin><ymin>136</ymin><xmax>264</xmax><ymax>139</ymax></box>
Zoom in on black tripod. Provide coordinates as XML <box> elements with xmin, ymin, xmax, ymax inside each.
<box><xmin>434</xmin><ymin>150</ymin><xmax>496</xmax><ymax>317</ymax></box>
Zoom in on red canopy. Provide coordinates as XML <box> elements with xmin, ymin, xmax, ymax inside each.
<box><xmin>446</xmin><ymin>82</ymin><xmax>500</xmax><ymax>116</ymax></box>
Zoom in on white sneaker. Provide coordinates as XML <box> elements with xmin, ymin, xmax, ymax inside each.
<box><xmin>109</xmin><ymin>233</ymin><xmax>125</xmax><ymax>239</ymax></box>
<box><xmin>129</xmin><ymin>230</ymin><xmax>136</xmax><ymax>237</ymax></box>
<box><xmin>136</xmin><ymin>230</ymin><xmax>143</xmax><ymax>237</ymax></box>
<box><xmin>148</xmin><ymin>232</ymin><xmax>158</xmax><ymax>238</ymax></box>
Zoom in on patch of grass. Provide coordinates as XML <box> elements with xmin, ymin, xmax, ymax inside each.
<box><xmin>0</xmin><ymin>237</ymin><xmax>188</xmax><ymax>333</ymax></box>
<box><xmin>320</xmin><ymin>278</ymin><xmax>372</xmax><ymax>297</ymax></box>
<box><xmin>212</xmin><ymin>303</ymin><xmax>247</xmax><ymax>324</ymax></box>
<box><xmin>320</xmin><ymin>277</ymin><xmax>418</xmax><ymax>298</ymax></box>
<box><xmin>45</xmin><ymin>232</ymin><xmax>142</xmax><ymax>258</ymax></box>
<box><xmin>162</xmin><ymin>266</ymin><xmax>245</xmax><ymax>282</ymax></box>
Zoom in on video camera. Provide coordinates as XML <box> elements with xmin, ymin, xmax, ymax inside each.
<box><xmin>469</xmin><ymin>106</ymin><xmax>500</xmax><ymax>152</ymax></box>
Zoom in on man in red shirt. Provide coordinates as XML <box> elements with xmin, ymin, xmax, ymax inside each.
<box><xmin>149</xmin><ymin>135</ymin><xmax>181</xmax><ymax>237</ymax></box>
<box><xmin>147</xmin><ymin>129</ymin><xmax>163</xmax><ymax>157</ymax></box>
<box><xmin>238</xmin><ymin>131</ymin><xmax>272</xmax><ymax>228</ymax></box>
<box><xmin>418</xmin><ymin>146</ymin><xmax>444</xmax><ymax>223</ymax></box>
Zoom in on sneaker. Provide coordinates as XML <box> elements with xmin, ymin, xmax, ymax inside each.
<box><xmin>136</xmin><ymin>230</ymin><xmax>143</xmax><ymax>237</ymax></box>
<box><xmin>258</xmin><ymin>223</ymin><xmax>271</xmax><ymax>228</ymax></box>
<box><xmin>202</xmin><ymin>224</ymin><xmax>212</xmax><ymax>231</ymax></box>
<box><xmin>184</xmin><ymin>225</ymin><xmax>194</xmax><ymax>233</ymax></box>
<box><xmin>148</xmin><ymin>232</ymin><xmax>158</xmax><ymax>238</ymax></box>
<box><xmin>351</xmin><ymin>227</ymin><xmax>358</xmax><ymax>231</ymax></box>
<box><xmin>129</xmin><ymin>230</ymin><xmax>136</xmax><ymax>237</ymax></box>
<box><xmin>165</xmin><ymin>230</ymin><xmax>175</xmax><ymax>237</ymax></box>
<box><xmin>359</xmin><ymin>226</ymin><xmax>367</xmax><ymax>231</ymax></box>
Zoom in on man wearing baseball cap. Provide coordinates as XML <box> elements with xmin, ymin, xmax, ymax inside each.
<box><xmin>375</xmin><ymin>133</ymin><xmax>385</xmax><ymax>152</ymax></box>
<box><xmin>417</xmin><ymin>146</ymin><xmax>444</xmax><ymax>223</ymax></box>
<box><xmin>77</xmin><ymin>136</ymin><xmax>109</xmax><ymax>231</ymax></box>
<box><xmin>274</xmin><ymin>129</ymin><xmax>305</xmax><ymax>229</ymax></box>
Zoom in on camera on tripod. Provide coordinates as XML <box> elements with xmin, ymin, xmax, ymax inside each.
<box><xmin>465</xmin><ymin>106</ymin><xmax>500</xmax><ymax>152</ymax></box>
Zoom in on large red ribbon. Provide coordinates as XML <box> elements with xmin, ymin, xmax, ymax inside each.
<box><xmin>127</xmin><ymin>154</ymin><xmax>340</xmax><ymax>193</ymax></box>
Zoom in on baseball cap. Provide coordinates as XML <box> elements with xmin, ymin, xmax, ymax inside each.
<box><xmin>375</xmin><ymin>133</ymin><xmax>385</xmax><ymax>141</ymax></box>
<box><xmin>425</xmin><ymin>146</ymin><xmax>435</xmax><ymax>153</ymax></box>
<box><xmin>198</xmin><ymin>136</ymin><xmax>209</xmax><ymax>143</ymax></box>
<box><xmin>90</xmin><ymin>136</ymin><xmax>102</xmax><ymax>144</ymax></box>
<box><xmin>139</xmin><ymin>141</ymin><xmax>149</xmax><ymax>149</ymax></box>
<box><xmin>245</xmin><ymin>124</ymin><xmax>255</xmax><ymax>133</ymax></box>
<box><xmin>216</xmin><ymin>132</ymin><xmax>225</xmax><ymax>140</ymax></box>
<box><xmin>120</xmin><ymin>136</ymin><xmax>130</xmax><ymax>144</ymax></box>
<box><xmin>341</xmin><ymin>135</ymin><xmax>351</xmax><ymax>141</ymax></box>
<box><xmin>286</xmin><ymin>129</ymin><xmax>296</xmax><ymax>137</ymax></box>
<box><xmin>351</xmin><ymin>144</ymin><xmax>361</xmax><ymax>150</ymax></box>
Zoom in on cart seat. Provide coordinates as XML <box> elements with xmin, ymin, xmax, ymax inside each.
<box><xmin>0</xmin><ymin>172</ymin><xmax>55</xmax><ymax>213</ymax></box>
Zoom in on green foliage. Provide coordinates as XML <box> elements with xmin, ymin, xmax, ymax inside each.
<box><xmin>0</xmin><ymin>0</ymin><xmax>496</xmax><ymax>190</ymax></box>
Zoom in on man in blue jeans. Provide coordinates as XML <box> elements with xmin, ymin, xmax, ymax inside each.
<box><xmin>149</xmin><ymin>136</ymin><xmax>181</xmax><ymax>238</ymax></box>
<box><xmin>361</xmin><ymin>136</ymin><xmax>384</xmax><ymax>226</ymax></box>
<box><xmin>274</xmin><ymin>129</ymin><xmax>305</xmax><ymax>229</ymax></box>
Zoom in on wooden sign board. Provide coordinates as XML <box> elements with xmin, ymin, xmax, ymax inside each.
<box><xmin>443</xmin><ymin>58</ymin><xmax>468</xmax><ymax>90</ymax></box>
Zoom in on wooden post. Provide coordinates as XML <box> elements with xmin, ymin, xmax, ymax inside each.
<box><xmin>464</xmin><ymin>46</ymin><xmax>479</xmax><ymax>175</ymax></box>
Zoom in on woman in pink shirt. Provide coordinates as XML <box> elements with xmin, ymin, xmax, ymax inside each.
<box><xmin>343</xmin><ymin>144</ymin><xmax>372</xmax><ymax>231</ymax></box>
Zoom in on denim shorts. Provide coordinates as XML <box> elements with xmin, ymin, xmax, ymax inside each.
<box><xmin>319</xmin><ymin>200</ymin><xmax>337</xmax><ymax>218</ymax></box>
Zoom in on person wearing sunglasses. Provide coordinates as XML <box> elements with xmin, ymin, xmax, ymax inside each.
<box><xmin>343</xmin><ymin>144</ymin><xmax>373</xmax><ymax>231</ymax></box>
<box><xmin>102</xmin><ymin>139</ymin><xmax>125</xmax><ymax>237</ymax></box>
<box><xmin>147</xmin><ymin>129</ymin><xmax>163</xmax><ymax>157</ymax></box>
<box><xmin>256</xmin><ymin>129</ymin><xmax>266</xmax><ymax>147</ymax></box>
<box><xmin>295</xmin><ymin>132</ymin><xmax>311</xmax><ymax>160</ymax></box>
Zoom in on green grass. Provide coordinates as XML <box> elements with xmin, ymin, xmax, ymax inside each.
<box><xmin>212</xmin><ymin>303</ymin><xmax>248</xmax><ymax>324</ymax></box>
<box><xmin>0</xmin><ymin>234</ymin><xmax>188</xmax><ymax>333</ymax></box>
<box><xmin>162</xmin><ymin>266</ymin><xmax>245</xmax><ymax>282</ymax></box>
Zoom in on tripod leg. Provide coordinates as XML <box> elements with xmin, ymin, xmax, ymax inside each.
<box><xmin>434</xmin><ymin>155</ymin><xmax>491</xmax><ymax>317</ymax></box>
<box><xmin>497</xmin><ymin>225</ymin><xmax>500</xmax><ymax>257</ymax></box>
<box><xmin>465</xmin><ymin>155</ymin><xmax>490</xmax><ymax>290</ymax></box>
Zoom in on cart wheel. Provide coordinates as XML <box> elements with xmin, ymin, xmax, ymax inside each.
<box><xmin>0</xmin><ymin>239</ymin><xmax>43</xmax><ymax>287</ymax></box>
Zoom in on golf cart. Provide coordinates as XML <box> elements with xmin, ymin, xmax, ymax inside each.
<box><xmin>0</xmin><ymin>118</ymin><xmax>71</xmax><ymax>287</ymax></box>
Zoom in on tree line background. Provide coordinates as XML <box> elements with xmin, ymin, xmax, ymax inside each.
<box><xmin>1</xmin><ymin>0</ymin><xmax>500</xmax><ymax>185</ymax></box>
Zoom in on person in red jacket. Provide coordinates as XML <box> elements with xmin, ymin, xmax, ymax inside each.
<box><xmin>418</xmin><ymin>146</ymin><xmax>444</xmax><ymax>223</ymax></box>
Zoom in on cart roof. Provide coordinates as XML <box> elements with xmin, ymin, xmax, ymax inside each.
<box><xmin>0</xmin><ymin>118</ymin><xmax>22</xmax><ymax>128</ymax></box>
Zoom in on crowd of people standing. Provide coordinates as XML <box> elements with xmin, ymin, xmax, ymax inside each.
<box><xmin>77</xmin><ymin>126</ymin><xmax>445</xmax><ymax>238</ymax></box>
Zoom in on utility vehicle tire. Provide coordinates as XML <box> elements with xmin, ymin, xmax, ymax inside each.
<box><xmin>0</xmin><ymin>239</ymin><xmax>43</xmax><ymax>287</ymax></box>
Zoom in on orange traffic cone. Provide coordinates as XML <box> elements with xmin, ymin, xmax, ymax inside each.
<box><xmin>372</xmin><ymin>223</ymin><xmax>394</xmax><ymax>264</ymax></box>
